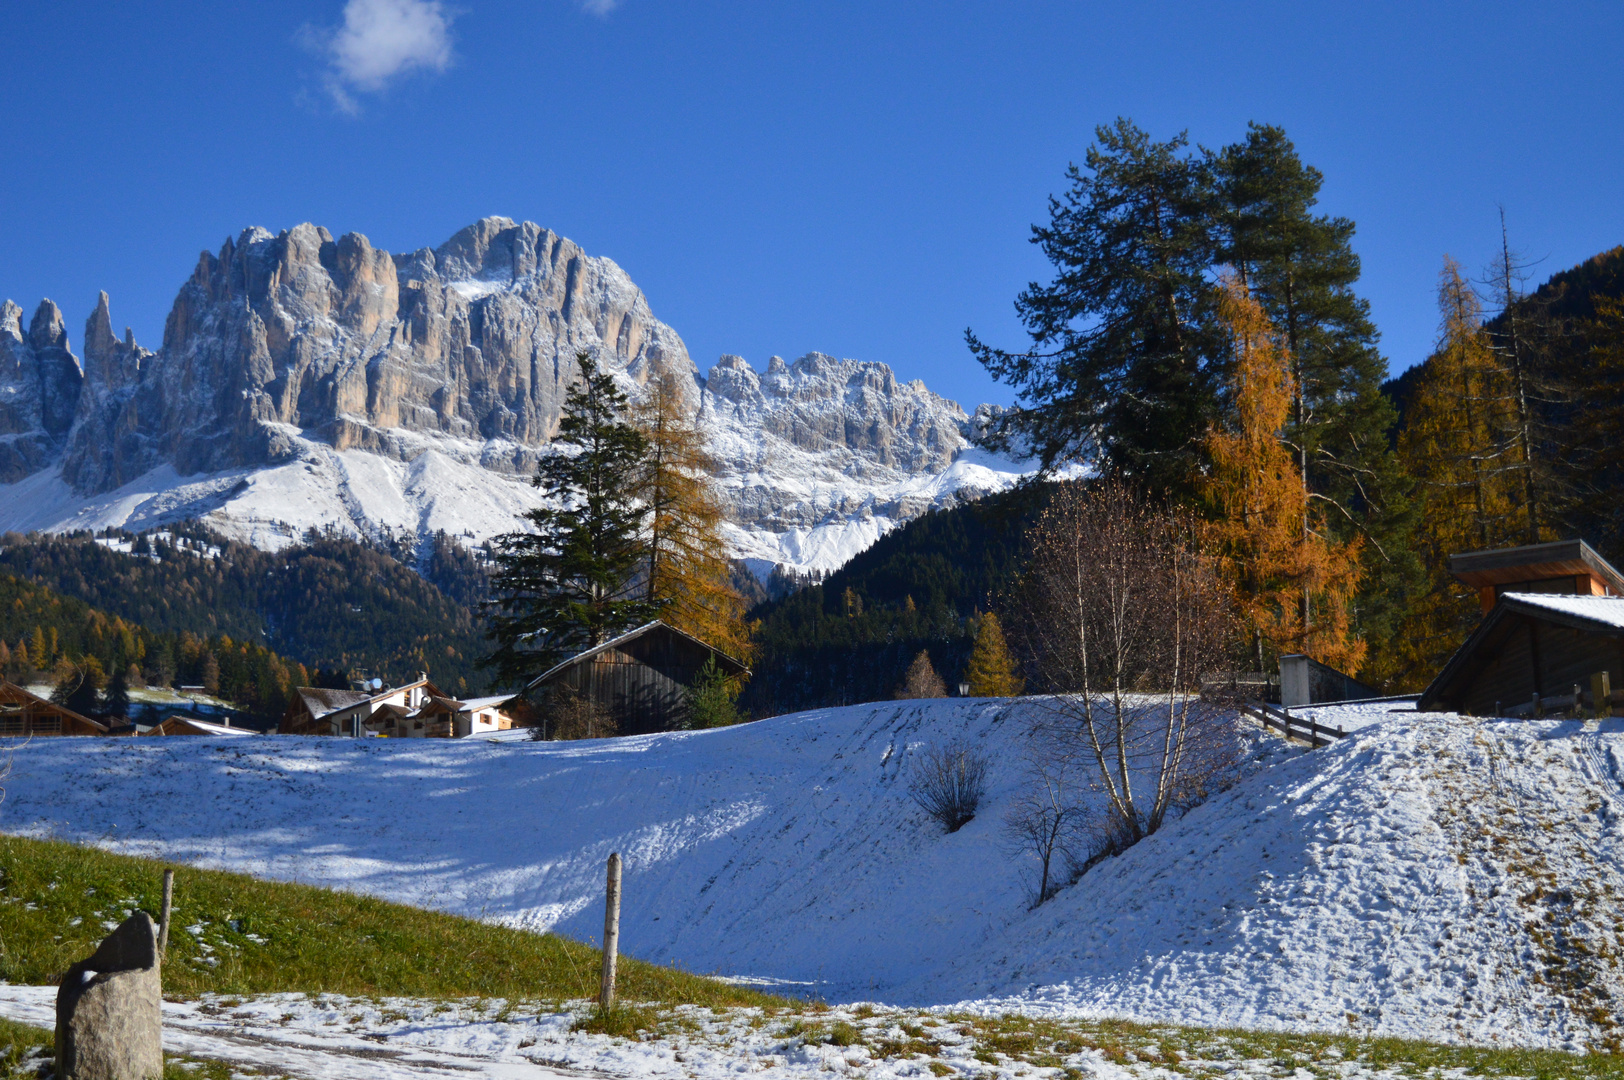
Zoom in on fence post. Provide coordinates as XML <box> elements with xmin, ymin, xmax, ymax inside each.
<box><xmin>158</xmin><ymin>869</ymin><xmax>173</xmax><ymax>958</ymax></box>
<box><xmin>599</xmin><ymin>853</ymin><xmax>621</xmax><ymax>1011</ymax></box>
<box><xmin>1593</xmin><ymin>672</ymin><xmax>1612</xmax><ymax>720</ymax></box>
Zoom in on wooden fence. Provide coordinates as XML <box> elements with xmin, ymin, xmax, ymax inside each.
<box><xmin>1239</xmin><ymin>701</ymin><xmax>1349</xmax><ymax>749</ymax></box>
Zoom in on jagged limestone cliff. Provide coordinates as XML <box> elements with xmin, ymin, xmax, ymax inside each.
<box><xmin>0</xmin><ymin>218</ymin><xmax>1025</xmax><ymax>574</ymax></box>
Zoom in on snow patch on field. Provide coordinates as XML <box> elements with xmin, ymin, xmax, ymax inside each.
<box><xmin>0</xmin><ymin>699</ymin><xmax>1620</xmax><ymax>1049</ymax></box>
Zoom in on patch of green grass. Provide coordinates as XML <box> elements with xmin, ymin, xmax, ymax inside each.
<box><xmin>942</xmin><ymin>1012</ymin><xmax>1624</xmax><ymax>1079</ymax></box>
<box><xmin>572</xmin><ymin>1003</ymin><xmax>660</xmax><ymax>1039</ymax></box>
<box><xmin>0</xmin><ymin>835</ymin><xmax>782</xmax><ymax>1008</ymax></box>
<box><xmin>0</xmin><ymin>1018</ymin><xmax>49</xmax><ymax>1080</ymax></box>
<box><xmin>827</xmin><ymin>1020</ymin><xmax>862</xmax><ymax>1047</ymax></box>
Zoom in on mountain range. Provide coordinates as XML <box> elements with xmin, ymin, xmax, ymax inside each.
<box><xmin>0</xmin><ymin>216</ymin><xmax>1026</xmax><ymax>576</ymax></box>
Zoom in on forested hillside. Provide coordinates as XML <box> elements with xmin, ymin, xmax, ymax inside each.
<box><xmin>0</xmin><ymin>572</ymin><xmax>305</xmax><ymax>723</ymax></box>
<box><xmin>1382</xmin><ymin>243</ymin><xmax>1624</xmax><ymax>688</ymax></box>
<box><xmin>743</xmin><ymin>483</ymin><xmax>1051</xmax><ymax>716</ymax></box>
<box><xmin>0</xmin><ymin>527</ymin><xmax>491</xmax><ymax>696</ymax></box>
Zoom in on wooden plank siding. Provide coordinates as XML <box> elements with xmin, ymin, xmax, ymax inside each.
<box><xmin>1419</xmin><ymin>601</ymin><xmax>1624</xmax><ymax>714</ymax></box>
<box><xmin>526</xmin><ymin>621</ymin><xmax>748</xmax><ymax>736</ymax></box>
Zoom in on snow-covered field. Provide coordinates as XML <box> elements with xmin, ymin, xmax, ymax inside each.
<box><xmin>1</xmin><ymin>699</ymin><xmax>1620</xmax><ymax>1053</ymax></box>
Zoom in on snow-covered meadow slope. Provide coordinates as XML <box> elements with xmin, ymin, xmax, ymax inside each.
<box><xmin>2</xmin><ymin>701</ymin><xmax>1620</xmax><ymax>1050</ymax></box>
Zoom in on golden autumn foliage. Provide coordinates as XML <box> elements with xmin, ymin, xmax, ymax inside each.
<box><xmin>964</xmin><ymin>612</ymin><xmax>1024</xmax><ymax>697</ymax></box>
<box><xmin>1384</xmin><ymin>258</ymin><xmax>1540</xmax><ymax>688</ymax></box>
<box><xmin>635</xmin><ymin>374</ymin><xmax>754</xmax><ymax>665</ymax></box>
<box><xmin>1204</xmin><ymin>278</ymin><xmax>1365</xmax><ymax>674</ymax></box>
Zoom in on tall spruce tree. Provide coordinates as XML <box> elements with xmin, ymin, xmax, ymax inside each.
<box><xmin>486</xmin><ymin>352</ymin><xmax>657</xmax><ymax>686</ymax></box>
<box><xmin>968</xmin><ymin>119</ymin><xmax>1222</xmax><ymax>498</ymax></box>
<box><xmin>1213</xmin><ymin>124</ymin><xmax>1415</xmax><ymax>673</ymax></box>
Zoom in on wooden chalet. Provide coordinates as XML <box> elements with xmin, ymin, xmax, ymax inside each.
<box><xmin>1418</xmin><ymin>593</ymin><xmax>1624</xmax><ymax>715</ymax></box>
<box><xmin>142</xmin><ymin>715</ymin><xmax>250</xmax><ymax>737</ymax></box>
<box><xmin>0</xmin><ymin>681</ymin><xmax>108</xmax><ymax>737</ymax></box>
<box><xmin>1420</xmin><ymin>540</ymin><xmax>1624</xmax><ymax>715</ymax></box>
<box><xmin>524</xmin><ymin>620</ymin><xmax>749</xmax><ymax>736</ymax></box>
<box><xmin>280</xmin><ymin>677</ymin><xmax>517</xmax><ymax>738</ymax></box>
<box><xmin>1448</xmin><ymin>539</ymin><xmax>1624</xmax><ymax>613</ymax></box>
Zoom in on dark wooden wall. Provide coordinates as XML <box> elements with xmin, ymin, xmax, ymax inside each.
<box><xmin>542</xmin><ymin>627</ymin><xmax>733</xmax><ymax>735</ymax></box>
<box><xmin>1454</xmin><ymin>614</ymin><xmax>1624</xmax><ymax>715</ymax></box>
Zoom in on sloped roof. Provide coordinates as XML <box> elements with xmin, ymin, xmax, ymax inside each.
<box><xmin>460</xmin><ymin>694</ymin><xmax>517</xmax><ymax>710</ymax></box>
<box><xmin>1449</xmin><ymin>539</ymin><xmax>1624</xmax><ymax>594</ymax></box>
<box><xmin>1497</xmin><ymin>591</ymin><xmax>1624</xmax><ymax>628</ymax></box>
<box><xmin>297</xmin><ymin>687</ymin><xmax>372</xmax><ymax>718</ymax></box>
<box><xmin>295</xmin><ymin>678</ymin><xmax>447</xmax><ymax>721</ymax></box>
<box><xmin>0</xmin><ymin>680</ymin><xmax>108</xmax><ymax>732</ymax></box>
<box><xmin>523</xmin><ymin>620</ymin><xmax>749</xmax><ymax>692</ymax></box>
<box><xmin>146</xmin><ymin>715</ymin><xmax>249</xmax><ymax>736</ymax></box>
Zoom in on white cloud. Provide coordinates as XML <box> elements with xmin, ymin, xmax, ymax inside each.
<box><xmin>314</xmin><ymin>0</ymin><xmax>455</xmax><ymax>110</ymax></box>
<box><xmin>580</xmin><ymin>0</ymin><xmax>621</xmax><ymax>15</ymax></box>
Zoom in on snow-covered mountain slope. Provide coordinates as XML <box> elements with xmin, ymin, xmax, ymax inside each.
<box><xmin>0</xmin><ymin>218</ymin><xmax>1028</xmax><ymax>574</ymax></box>
<box><xmin>2</xmin><ymin>701</ymin><xmax>1619</xmax><ymax>1049</ymax></box>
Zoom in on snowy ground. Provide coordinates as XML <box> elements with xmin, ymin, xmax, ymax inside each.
<box><xmin>0</xmin><ymin>699</ymin><xmax>1620</xmax><ymax>1052</ymax></box>
<box><xmin>0</xmin><ymin>429</ymin><xmax>1033</xmax><ymax>578</ymax></box>
<box><xmin>4</xmin><ymin>984</ymin><xmax>1578</xmax><ymax>1080</ymax></box>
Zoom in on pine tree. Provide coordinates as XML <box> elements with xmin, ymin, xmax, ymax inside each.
<box><xmin>201</xmin><ymin>651</ymin><xmax>220</xmax><ymax>695</ymax></box>
<box><xmin>968</xmin><ymin>118</ymin><xmax>1221</xmax><ymax>497</ymax></box>
<box><xmin>685</xmin><ymin>655</ymin><xmax>743</xmax><ymax>728</ymax></box>
<box><xmin>1214</xmin><ymin>124</ymin><xmax>1414</xmax><ymax>665</ymax></box>
<box><xmin>635</xmin><ymin>372</ymin><xmax>752</xmax><ymax>662</ymax></box>
<box><xmin>487</xmin><ymin>352</ymin><xmax>657</xmax><ymax>685</ymax></box>
<box><xmin>964</xmin><ymin>612</ymin><xmax>1023</xmax><ymax>696</ymax></box>
<box><xmin>104</xmin><ymin>664</ymin><xmax>131</xmax><ymax>718</ymax></box>
<box><xmin>1205</xmin><ymin>278</ymin><xmax>1365</xmax><ymax>674</ymax></box>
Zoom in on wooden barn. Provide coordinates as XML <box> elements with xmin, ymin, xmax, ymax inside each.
<box><xmin>0</xmin><ymin>681</ymin><xmax>108</xmax><ymax>737</ymax></box>
<box><xmin>1418</xmin><ymin>592</ymin><xmax>1624</xmax><ymax>715</ymax></box>
<box><xmin>524</xmin><ymin>621</ymin><xmax>749</xmax><ymax>736</ymax></box>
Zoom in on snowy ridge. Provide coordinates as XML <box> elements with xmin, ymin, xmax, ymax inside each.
<box><xmin>1</xmin><ymin>699</ymin><xmax>1619</xmax><ymax>1049</ymax></box>
<box><xmin>0</xmin><ymin>217</ymin><xmax>1032</xmax><ymax>575</ymax></box>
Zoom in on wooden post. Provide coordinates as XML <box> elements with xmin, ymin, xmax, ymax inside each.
<box><xmin>599</xmin><ymin>853</ymin><xmax>621</xmax><ymax>1011</ymax></box>
<box><xmin>1533</xmin><ymin>692</ymin><xmax>1542</xmax><ymax>719</ymax></box>
<box><xmin>1574</xmin><ymin>684</ymin><xmax>1584</xmax><ymax>719</ymax></box>
<box><xmin>158</xmin><ymin>869</ymin><xmax>174</xmax><ymax>958</ymax></box>
<box><xmin>1593</xmin><ymin>672</ymin><xmax>1612</xmax><ymax>720</ymax></box>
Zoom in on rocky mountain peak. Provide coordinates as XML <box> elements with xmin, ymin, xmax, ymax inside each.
<box><xmin>0</xmin><ymin>219</ymin><xmax>1026</xmax><ymax>577</ymax></box>
<box><xmin>28</xmin><ymin>299</ymin><xmax>70</xmax><ymax>355</ymax></box>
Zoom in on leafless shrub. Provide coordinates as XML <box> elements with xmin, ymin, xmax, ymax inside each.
<box><xmin>896</xmin><ymin>650</ymin><xmax>948</xmax><ymax>699</ymax></box>
<box><xmin>1010</xmin><ymin>481</ymin><xmax>1239</xmax><ymax>849</ymax></box>
<box><xmin>908</xmin><ymin>740</ymin><xmax>989</xmax><ymax>832</ymax></box>
<box><xmin>532</xmin><ymin>683</ymin><xmax>618</xmax><ymax>741</ymax></box>
<box><xmin>1001</xmin><ymin>738</ymin><xmax>1084</xmax><ymax>905</ymax></box>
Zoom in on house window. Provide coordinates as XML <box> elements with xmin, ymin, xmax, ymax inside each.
<box><xmin>33</xmin><ymin>717</ymin><xmax>60</xmax><ymax>735</ymax></box>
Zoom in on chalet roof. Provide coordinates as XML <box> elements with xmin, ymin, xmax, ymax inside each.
<box><xmin>460</xmin><ymin>694</ymin><xmax>517</xmax><ymax>711</ymax></box>
<box><xmin>0</xmin><ymin>680</ymin><xmax>108</xmax><ymax>732</ymax></box>
<box><xmin>297</xmin><ymin>687</ymin><xmax>372</xmax><ymax>718</ymax></box>
<box><xmin>1418</xmin><ymin>592</ymin><xmax>1624</xmax><ymax>711</ymax></box>
<box><xmin>523</xmin><ymin>620</ymin><xmax>749</xmax><ymax>693</ymax></box>
<box><xmin>294</xmin><ymin>678</ymin><xmax>447</xmax><ymax>721</ymax></box>
<box><xmin>1448</xmin><ymin>539</ymin><xmax>1624</xmax><ymax>594</ymax></box>
<box><xmin>146</xmin><ymin>715</ymin><xmax>249</xmax><ymax>736</ymax></box>
<box><xmin>1499</xmin><ymin>592</ymin><xmax>1624</xmax><ymax>629</ymax></box>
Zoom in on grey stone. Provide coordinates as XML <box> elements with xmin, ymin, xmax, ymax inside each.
<box><xmin>55</xmin><ymin>911</ymin><xmax>163</xmax><ymax>1080</ymax></box>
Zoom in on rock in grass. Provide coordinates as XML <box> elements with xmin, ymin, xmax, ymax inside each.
<box><xmin>54</xmin><ymin>911</ymin><xmax>162</xmax><ymax>1080</ymax></box>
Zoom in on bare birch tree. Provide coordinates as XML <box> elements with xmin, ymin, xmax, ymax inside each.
<box><xmin>1012</xmin><ymin>481</ymin><xmax>1235</xmax><ymax>846</ymax></box>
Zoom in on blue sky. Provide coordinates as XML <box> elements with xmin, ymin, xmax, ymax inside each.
<box><xmin>2</xmin><ymin>1</ymin><xmax>1621</xmax><ymax>411</ymax></box>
